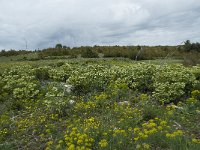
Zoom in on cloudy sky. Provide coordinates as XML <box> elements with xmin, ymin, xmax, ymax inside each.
<box><xmin>0</xmin><ymin>0</ymin><xmax>200</xmax><ymax>50</ymax></box>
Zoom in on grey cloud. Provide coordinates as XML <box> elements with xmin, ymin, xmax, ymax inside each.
<box><xmin>0</xmin><ymin>0</ymin><xmax>200</xmax><ymax>50</ymax></box>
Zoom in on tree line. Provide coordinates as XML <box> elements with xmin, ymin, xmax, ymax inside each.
<box><xmin>0</xmin><ymin>40</ymin><xmax>199</xmax><ymax>65</ymax></box>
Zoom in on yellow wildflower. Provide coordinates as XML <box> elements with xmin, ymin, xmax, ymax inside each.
<box><xmin>99</xmin><ymin>139</ymin><xmax>108</xmax><ymax>148</ymax></box>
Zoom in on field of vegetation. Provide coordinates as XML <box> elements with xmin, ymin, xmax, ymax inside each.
<box><xmin>0</xmin><ymin>57</ymin><xmax>200</xmax><ymax>150</ymax></box>
<box><xmin>1</xmin><ymin>40</ymin><xmax>200</xmax><ymax>66</ymax></box>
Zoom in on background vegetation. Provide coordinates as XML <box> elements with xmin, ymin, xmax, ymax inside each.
<box><xmin>1</xmin><ymin>40</ymin><xmax>200</xmax><ymax>66</ymax></box>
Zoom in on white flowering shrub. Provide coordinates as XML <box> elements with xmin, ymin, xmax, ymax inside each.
<box><xmin>67</xmin><ymin>65</ymin><xmax>113</xmax><ymax>93</ymax></box>
<box><xmin>191</xmin><ymin>65</ymin><xmax>200</xmax><ymax>89</ymax></box>
<box><xmin>152</xmin><ymin>64</ymin><xmax>197</xmax><ymax>103</ymax></box>
<box><xmin>2</xmin><ymin>65</ymin><xmax>39</xmax><ymax>100</ymax></box>
<box><xmin>48</xmin><ymin>63</ymin><xmax>73</xmax><ymax>81</ymax></box>
<box><xmin>1</xmin><ymin>61</ymin><xmax>199</xmax><ymax>111</ymax></box>
<box><xmin>43</xmin><ymin>82</ymin><xmax>74</xmax><ymax>115</ymax></box>
<box><xmin>120</xmin><ymin>63</ymin><xmax>156</xmax><ymax>92</ymax></box>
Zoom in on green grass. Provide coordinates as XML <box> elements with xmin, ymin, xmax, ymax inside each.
<box><xmin>0</xmin><ymin>53</ymin><xmax>38</xmax><ymax>62</ymax></box>
<box><xmin>142</xmin><ymin>58</ymin><xmax>184</xmax><ymax>64</ymax></box>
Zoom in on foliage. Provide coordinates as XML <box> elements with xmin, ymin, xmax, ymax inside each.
<box><xmin>55</xmin><ymin>43</ymin><xmax>63</xmax><ymax>49</ymax></box>
<box><xmin>81</xmin><ymin>47</ymin><xmax>99</xmax><ymax>58</ymax></box>
<box><xmin>0</xmin><ymin>49</ymin><xmax>32</xmax><ymax>57</ymax></box>
<box><xmin>36</xmin><ymin>44</ymin><xmax>199</xmax><ymax>63</ymax></box>
<box><xmin>0</xmin><ymin>59</ymin><xmax>200</xmax><ymax>149</ymax></box>
<box><xmin>183</xmin><ymin>40</ymin><xmax>200</xmax><ymax>52</ymax></box>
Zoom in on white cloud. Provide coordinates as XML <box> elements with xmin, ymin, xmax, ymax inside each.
<box><xmin>0</xmin><ymin>0</ymin><xmax>200</xmax><ymax>50</ymax></box>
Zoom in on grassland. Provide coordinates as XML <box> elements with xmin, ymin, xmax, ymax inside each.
<box><xmin>0</xmin><ymin>56</ymin><xmax>200</xmax><ymax>150</ymax></box>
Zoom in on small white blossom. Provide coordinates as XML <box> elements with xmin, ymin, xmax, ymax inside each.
<box><xmin>118</xmin><ymin>101</ymin><xmax>130</xmax><ymax>106</ymax></box>
<box><xmin>69</xmin><ymin>100</ymin><xmax>75</xmax><ymax>105</ymax></box>
<box><xmin>64</xmin><ymin>84</ymin><xmax>73</xmax><ymax>93</ymax></box>
<box><xmin>174</xmin><ymin>105</ymin><xmax>183</xmax><ymax>110</ymax></box>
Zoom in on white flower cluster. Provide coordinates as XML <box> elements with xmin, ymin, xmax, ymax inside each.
<box><xmin>64</xmin><ymin>84</ymin><xmax>73</xmax><ymax>93</ymax></box>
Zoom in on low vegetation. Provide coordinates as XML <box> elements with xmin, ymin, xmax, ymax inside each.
<box><xmin>1</xmin><ymin>40</ymin><xmax>200</xmax><ymax>66</ymax></box>
<box><xmin>0</xmin><ymin>59</ymin><xmax>200</xmax><ymax>149</ymax></box>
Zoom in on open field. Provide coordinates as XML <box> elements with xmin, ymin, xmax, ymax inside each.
<box><xmin>0</xmin><ymin>53</ymin><xmax>38</xmax><ymax>62</ymax></box>
<box><xmin>0</xmin><ymin>58</ymin><xmax>200</xmax><ymax>150</ymax></box>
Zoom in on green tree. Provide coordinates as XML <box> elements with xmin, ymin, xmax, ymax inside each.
<box><xmin>55</xmin><ymin>43</ymin><xmax>62</xmax><ymax>49</ymax></box>
<box><xmin>184</xmin><ymin>40</ymin><xmax>191</xmax><ymax>51</ymax></box>
<box><xmin>81</xmin><ymin>47</ymin><xmax>99</xmax><ymax>58</ymax></box>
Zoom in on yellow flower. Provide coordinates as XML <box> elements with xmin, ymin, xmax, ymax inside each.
<box><xmin>158</xmin><ymin>126</ymin><xmax>163</xmax><ymax>130</ymax></box>
<box><xmin>160</xmin><ymin>121</ymin><xmax>167</xmax><ymax>126</ymax></box>
<box><xmin>47</xmin><ymin>141</ymin><xmax>53</xmax><ymax>145</ymax></box>
<box><xmin>103</xmin><ymin>132</ymin><xmax>108</xmax><ymax>136</ymax></box>
<box><xmin>192</xmin><ymin>138</ymin><xmax>200</xmax><ymax>143</ymax></box>
<box><xmin>72</xmin><ymin>127</ymin><xmax>77</xmax><ymax>131</ymax></box>
<box><xmin>166</xmin><ymin>133</ymin><xmax>171</xmax><ymax>138</ymax></box>
<box><xmin>149</xmin><ymin>119</ymin><xmax>154</xmax><ymax>123</ymax></box>
<box><xmin>68</xmin><ymin>144</ymin><xmax>75</xmax><ymax>150</ymax></box>
<box><xmin>167</xmin><ymin>111</ymin><xmax>173</xmax><ymax>115</ymax></box>
<box><xmin>77</xmin><ymin>139</ymin><xmax>83</xmax><ymax>145</ymax></box>
<box><xmin>192</xmin><ymin>138</ymin><xmax>198</xmax><ymax>143</ymax></box>
<box><xmin>143</xmin><ymin>143</ymin><xmax>150</xmax><ymax>149</ymax></box>
<box><xmin>99</xmin><ymin>139</ymin><xmax>108</xmax><ymax>148</ymax></box>
<box><xmin>147</xmin><ymin>122</ymin><xmax>156</xmax><ymax>128</ymax></box>
<box><xmin>134</xmin><ymin>137</ymin><xmax>139</xmax><ymax>141</ymax></box>
<box><xmin>134</xmin><ymin>127</ymin><xmax>140</xmax><ymax>133</ymax></box>
<box><xmin>136</xmin><ymin>144</ymin><xmax>142</xmax><ymax>149</ymax></box>
<box><xmin>175</xmin><ymin>130</ymin><xmax>183</xmax><ymax>136</ymax></box>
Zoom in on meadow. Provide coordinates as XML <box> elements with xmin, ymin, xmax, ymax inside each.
<box><xmin>0</xmin><ymin>58</ymin><xmax>200</xmax><ymax>150</ymax></box>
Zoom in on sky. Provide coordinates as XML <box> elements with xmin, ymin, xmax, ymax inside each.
<box><xmin>0</xmin><ymin>0</ymin><xmax>200</xmax><ymax>50</ymax></box>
